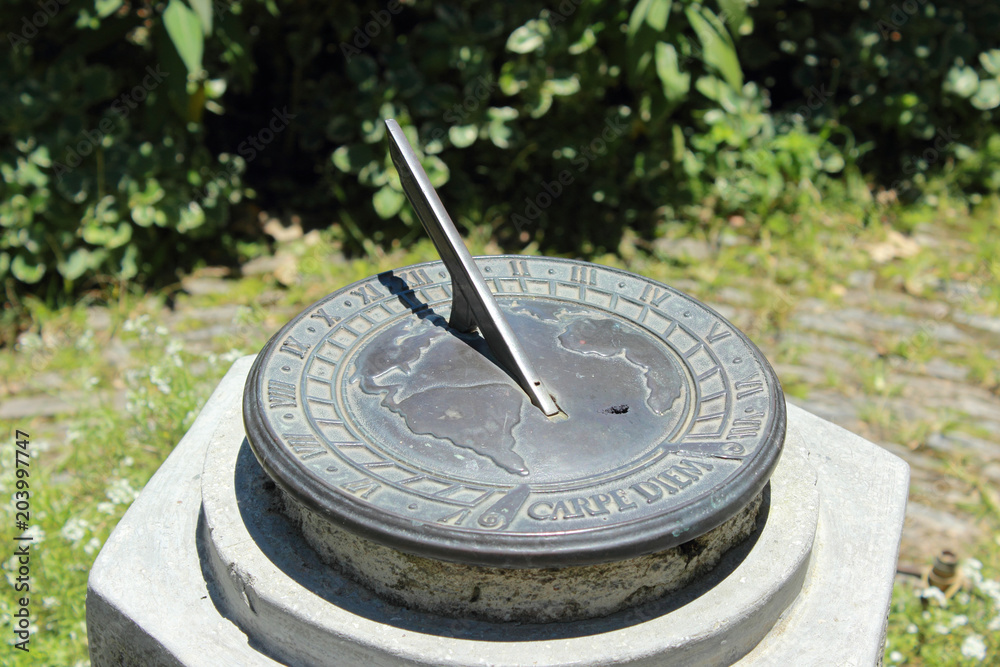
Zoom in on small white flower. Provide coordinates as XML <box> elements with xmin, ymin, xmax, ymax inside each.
<box><xmin>149</xmin><ymin>365</ymin><xmax>171</xmax><ymax>394</ymax></box>
<box><xmin>154</xmin><ymin>325</ymin><xmax>168</xmax><ymax>336</ymax></box>
<box><xmin>906</xmin><ymin>623</ymin><xmax>918</xmax><ymax>634</ymax></box>
<box><xmin>96</xmin><ymin>502</ymin><xmax>116</xmax><ymax>515</ymax></box>
<box><xmin>41</xmin><ymin>597</ymin><xmax>59</xmax><ymax>609</ymax></box>
<box><xmin>21</xmin><ymin>525</ymin><xmax>45</xmax><ymax>544</ymax></box>
<box><xmin>60</xmin><ymin>517</ymin><xmax>90</xmax><ymax>543</ymax></box>
<box><xmin>950</xmin><ymin>614</ymin><xmax>968</xmax><ymax>627</ymax></box>
<box><xmin>15</xmin><ymin>332</ymin><xmax>42</xmax><ymax>352</ymax></box>
<box><xmin>122</xmin><ymin>314</ymin><xmax>149</xmax><ymax>333</ymax></box>
<box><xmin>960</xmin><ymin>634</ymin><xmax>987</xmax><ymax>661</ymax></box>
<box><xmin>889</xmin><ymin>651</ymin><xmax>904</xmax><ymax>663</ymax></box>
<box><xmin>121</xmin><ymin>456</ymin><xmax>134</xmax><ymax>468</ymax></box>
<box><xmin>963</xmin><ymin>559</ymin><xmax>985</xmax><ymax>587</ymax></box>
<box><xmin>932</xmin><ymin>622</ymin><xmax>950</xmax><ymax>635</ymax></box>
<box><xmin>105</xmin><ymin>478</ymin><xmax>139</xmax><ymax>505</ymax></box>
<box><xmin>76</xmin><ymin>329</ymin><xmax>96</xmax><ymax>351</ymax></box>
<box><xmin>221</xmin><ymin>348</ymin><xmax>244</xmax><ymax>363</ymax></box>
<box><xmin>920</xmin><ymin>586</ymin><xmax>948</xmax><ymax>607</ymax></box>
<box><xmin>87</xmin><ymin>376</ymin><xmax>99</xmax><ymax>387</ymax></box>
<box><xmin>987</xmin><ymin>615</ymin><xmax>1000</xmax><ymax>632</ymax></box>
<box><xmin>956</xmin><ymin>591</ymin><xmax>971</xmax><ymax>605</ymax></box>
<box><xmin>83</xmin><ymin>537</ymin><xmax>102</xmax><ymax>555</ymax></box>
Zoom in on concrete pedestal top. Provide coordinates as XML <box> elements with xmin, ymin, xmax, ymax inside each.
<box><xmin>87</xmin><ymin>357</ymin><xmax>909</xmax><ymax>666</ymax></box>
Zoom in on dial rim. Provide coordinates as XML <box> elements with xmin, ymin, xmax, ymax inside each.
<box><xmin>244</xmin><ymin>256</ymin><xmax>785</xmax><ymax>568</ymax></box>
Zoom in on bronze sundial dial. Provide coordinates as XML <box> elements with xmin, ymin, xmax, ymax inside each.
<box><xmin>243</xmin><ymin>120</ymin><xmax>785</xmax><ymax>571</ymax></box>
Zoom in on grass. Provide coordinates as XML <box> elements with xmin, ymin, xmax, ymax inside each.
<box><xmin>886</xmin><ymin>547</ymin><xmax>1000</xmax><ymax>666</ymax></box>
<box><xmin>1</xmin><ymin>194</ymin><xmax>999</xmax><ymax>665</ymax></box>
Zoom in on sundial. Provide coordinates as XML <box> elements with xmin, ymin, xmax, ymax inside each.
<box><xmin>243</xmin><ymin>120</ymin><xmax>785</xmax><ymax>592</ymax></box>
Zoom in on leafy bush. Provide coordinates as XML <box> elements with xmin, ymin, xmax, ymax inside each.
<box><xmin>2</xmin><ymin>0</ymin><xmax>996</xmax><ymax>321</ymax></box>
<box><xmin>742</xmin><ymin>0</ymin><xmax>1000</xmax><ymax>197</ymax></box>
<box><xmin>1</xmin><ymin>0</ymin><xmax>253</xmax><ymax>303</ymax></box>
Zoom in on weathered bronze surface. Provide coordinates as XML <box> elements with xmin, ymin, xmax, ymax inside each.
<box><xmin>243</xmin><ymin>256</ymin><xmax>785</xmax><ymax>567</ymax></box>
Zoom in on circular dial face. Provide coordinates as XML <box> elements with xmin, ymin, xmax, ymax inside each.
<box><xmin>244</xmin><ymin>256</ymin><xmax>785</xmax><ymax>567</ymax></box>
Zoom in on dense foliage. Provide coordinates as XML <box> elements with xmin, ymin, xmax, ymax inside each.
<box><xmin>1</xmin><ymin>0</ymin><xmax>997</xmax><ymax>307</ymax></box>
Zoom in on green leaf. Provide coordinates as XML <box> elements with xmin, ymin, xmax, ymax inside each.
<box><xmin>11</xmin><ymin>253</ymin><xmax>46</xmax><ymax>284</ymax></box>
<box><xmin>628</xmin><ymin>0</ymin><xmax>672</xmax><ymax>40</ymax></box>
<box><xmin>59</xmin><ymin>247</ymin><xmax>99</xmax><ymax>282</ymax></box>
<box><xmin>944</xmin><ymin>65</ymin><xmax>979</xmax><ymax>98</ymax></box>
<box><xmin>163</xmin><ymin>0</ymin><xmax>204</xmax><ymax>77</ymax></box>
<box><xmin>980</xmin><ymin>49</ymin><xmax>1000</xmax><ymax>77</ymax></box>
<box><xmin>188</xmin><ymin>0</ymin><xmax>213</xmax><ymax>35</ymax></box>
<box><xmin>372</xmin><ymin>186</ymin><xmax>405</xmax><ymax>219</ymax></box>
<box><xmin>448</xmin><ymin>125</ymin><xmax>478</xmax><ymax>148</ymax></box>
<box><xmin>545</xmin><ymin>76</ymin><xmax>581</xmax><ymax>96</ymax></box>
<box><xmin>685</xmin><ymin>5</ymin><xmax>743</xmax><ymax>90</ymax></box>
<box><xmin>332</xmin><ymin>144</ymin><xmax>376</xmax><ymax>173</ymax></box>
<box><xmin>131</xmin><ymin>205</ymin><xmax>157</xmax><ymax>227</ymax></box>
<box><xmin>971</xmin><ymin>80</ymin><xmax>1000</xmax><ymax>110</ymax></box>
<box><xmin>654</xmin><ymin>42</ymin><xmax>691</xmax><ymax>102</ymax></box>
<box><xmin>716</xmin><ymin>0</ymin><xmax>747</xmax><ymax>31</ymax></box>
<box><xmin>821</xmin><ymin>153</ymin><xmax>845</xmax><ymax>173</ymax></box>
<box><xmin>95</xmin><ymin>0</ymin><xmax>123</xmax><ymax>19</ymax></box>
<box><xmin>422</xmin><ymin>155</ymin><xmax>450</xmax><ymax>188</ymax></box>
<box><xmin>120</xmin><ymin>245</ymin><xmax>139</xmax><ymax>280</ymax></box>
<box><xmin>694</xmin><ymin>76</ymin><xmax>739</xmax><ymax>112</ymax></box>
<box><xmin>488</xmin><ymin>119</ymin><xmax>512</xmax><ymax>148</ymax></box>
<box><xmin>177</xmin><ymin>201</ymin><xmax>206</xmax><ymax>232</ymax></box>
<box><xmin>507</xmin><ymin>20</ymin><xmax>548</xmax><ymax>54</ymax></box>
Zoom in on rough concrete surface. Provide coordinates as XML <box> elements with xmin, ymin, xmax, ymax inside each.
<box><xmin>88</xmin><ymin>356</ymin><xmax>907</xmax><ymax>666</ymax></box>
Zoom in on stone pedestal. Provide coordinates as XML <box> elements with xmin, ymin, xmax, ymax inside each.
<box><xmin>87</xmin><ymin>357</ymin><xmax>909</xmax><ymax>666</ymax></box>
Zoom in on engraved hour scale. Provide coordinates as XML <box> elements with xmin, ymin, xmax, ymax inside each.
<box><xmin>242</xmin><ymin>120</ymin><xmax>785</xmax><ymax>623</ymax></box>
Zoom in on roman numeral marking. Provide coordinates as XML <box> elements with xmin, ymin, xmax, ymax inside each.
<box><xmin>639</xmin><ymin>285</ymin><xmax>670</xmax><ymax>306</ymax></box>
<box><xmin>735</xmin><ymin>375</ymin><xmax>765</xmax><ymax>399</ymax></box>
<box><xmin>342</xmin><ymin>478</ymin><xmax>380</xmax><ymax>499</ymax></box>
<box><xmin>349</xmin><ymin>283</ymin><xmax>383</xmax><ymax>305</ymax></box>
<box><xmin>310</xmin><ymin>307</ymin><xmax>340</xmax><ymax>328</ymax></box>
<box><xmin>727</xmin><ymin>409</ymin><xmax>764</xmax><ymax>440</ymax></box>
<box><xmin>282</xmin><ymin>433</ymin><xmax>324</xmax><ymax>459</ymax></box>
<box><xmin>267</xmin><ymin>380</ymin><xmax>297</xmax><ymax>408</ymax></box>
<box><xmin>279</xmin><ymin>335</ymin><xmax>310</xmax><ymax>359</ymax></box>
<box><xmin>510</xmin><ymin>259</ymin><xmax>530</xmax><ymax>276</ymax></box>
<box><xmin>707</xmin><ymin>322</ymin><xmax>731</xmax><ymax>344</ymax></box>
<box><xmin>283</xmin><ymin>433</ymin><xmax>318</xmax><ymax>446</ymax></box>
<box><xmin>398</xmin><ymin>268</ymin><xmax>432</xmax><ymax>287</ymax></box>
<box><xmin>698</xmin><ymin>366</ymin><xmax>722</xmax><ymax>381</ymax></box>
<box><xmin>571</xmin><ymin>266</ymin><xmax>598</xmax><ymax>285</ymax></box>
